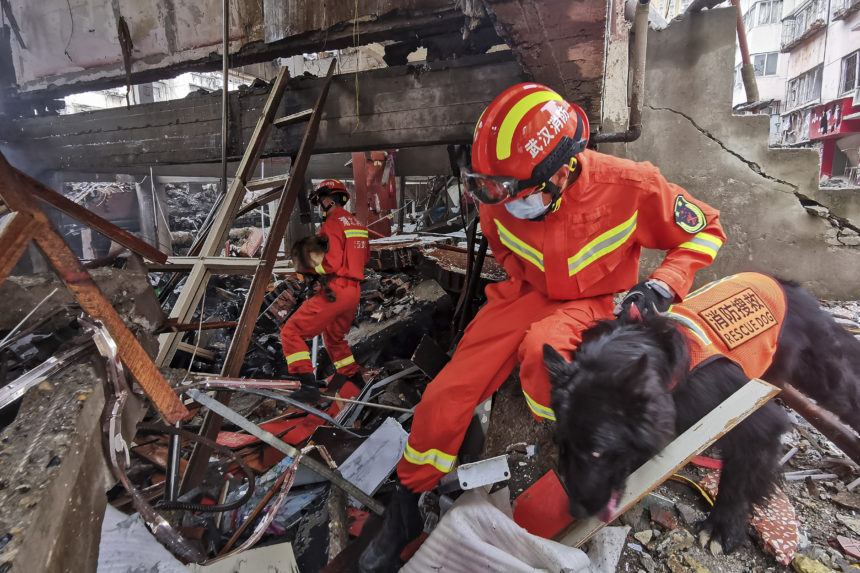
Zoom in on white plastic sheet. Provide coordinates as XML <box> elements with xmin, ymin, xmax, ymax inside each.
<box><xmin>402</xmin><ymin>488</ymin><xmax>628</xmax><ymax>573</ymax></box>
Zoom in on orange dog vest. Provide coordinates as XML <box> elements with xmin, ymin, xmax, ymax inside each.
<box><xmin>666</xmin><ymin>272</ymin><xmax>786</xmax><ymax>379</ymax></box>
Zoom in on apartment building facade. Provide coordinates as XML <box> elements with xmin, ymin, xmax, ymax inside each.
<box><xmin>776</xmin><ymin>0</ymin><xmax>860</xmax><ymax>183</ymax></box>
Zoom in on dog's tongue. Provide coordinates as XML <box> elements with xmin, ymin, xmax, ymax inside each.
<box><xmin>598</xmin><ymin>491</ymin><xmax>620</xmax><ymax>523</ymax></box>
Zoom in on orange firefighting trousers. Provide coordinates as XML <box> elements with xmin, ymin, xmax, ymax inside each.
<box><xmin>396</xmin><ymin>278</ymin><xmax>614</xmax><ymax>492</ymax></box>
<box><xmin>280</xmin><ymin>276</ymin><xmax>361</xmax><ymax>376</ymax></box>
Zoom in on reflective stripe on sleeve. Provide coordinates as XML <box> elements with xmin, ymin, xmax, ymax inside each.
<box><xmin>678</xmin><ymin>231</ymin><xmax>723</xmax><ymax>260</ymax></box>
<box><xmin>344</xmin><ymin>229</ymin><xmax>369</xmax><ymax>239</ymax></box>
<box><xmin>494</xmin><ymin>219</ymin><xmax>545</xmax><ymax>272</ymax></box>
<box><xmin>568</xmin><ymin>211</ymin><xmax>638</xmax><ymax>277</ymax></box>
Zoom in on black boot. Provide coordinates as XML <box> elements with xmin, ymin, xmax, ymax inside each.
<box><xmin>358</xmin><ymin>485</ymin><xmax>423</xmax><ymax>573</ymax></box>
<box><xmin>290</xmin><ymin>372</ymin><xmax>322</xmax><ymax>404</ymax></box>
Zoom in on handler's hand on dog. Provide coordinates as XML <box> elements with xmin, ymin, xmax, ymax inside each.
<box><xmin>615</xmin><ymin>280</ymin><xmax>674</xmax><ymax>319</ymax></box>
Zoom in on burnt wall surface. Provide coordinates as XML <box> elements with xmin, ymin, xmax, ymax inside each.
<box><xmin>605</xmin><ymin>8</ymin><xmax>860</xmax><ymax>299</ymax></box>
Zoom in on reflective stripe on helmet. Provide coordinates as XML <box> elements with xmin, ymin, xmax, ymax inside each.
<box><xmin>496</xmin><ymin>91</ymin><xmax>564</xmax><ymax>161</ymax></box>
<box><xmin>522</xmin><ymin>389</ymin><xmax>556</xmax><ymax>421</ymax></box>
<box><xmin>286</xmin><ymin>351</ymin><xmax>311</xmax><ymax>365</ymax></box>
<box><xmin>678</xmin><ymin>231</ymin><xmax>723</xmax><ymax>261</ymax></box>
<box><xmin>493</xmin><ymin>219</ymin><xmax>545</xmax><ymax>271</ymax></box>
<box><xmin>567</xmin><ymin>212</ymin><xmax>638</xmax><ymax>276</ymax></box>
<box><xmin>402</xmin><ymin>443</ymin><xmax>457</xmax><ymax>473</ymax></box>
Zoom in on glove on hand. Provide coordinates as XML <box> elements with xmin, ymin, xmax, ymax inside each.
<box><xmin>615</xmin><ymin>280</ymin><xmax>674</xmax><ymax>320</ymax></box>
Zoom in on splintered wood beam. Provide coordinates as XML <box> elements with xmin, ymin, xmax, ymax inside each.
<box><xmin>180</xmin><ymin>60</ymin><xmax>337</xmax><ymax>494</ymax></box>
<box><xmin>0</xmin><ymin>153</ymin><xmax>188</xmax><ymax>423</ymax></box>
<box><xmin>0</xmin><ymin>211</ymin><xmax>42</xmax><ymax>282</ymax></box>
<box><xmin>558</xmin><ymin>378</ymin><xmax>780</xmax><ymax>548</ymax></box>
<box><xmin>24</xmin><ymin>171</ymin><xmax>168</xmax><ymax>263</ymax></box>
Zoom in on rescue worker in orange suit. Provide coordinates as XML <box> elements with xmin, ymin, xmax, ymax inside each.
<box><xmin>280</xmin><ymin>179</ymin><xmax>370</xmax><ymax>403</ymax></box>
<box><xmin>359</xmin><ymin>83</ymin><xmax>727</xmax><ymax>571</ymax></box>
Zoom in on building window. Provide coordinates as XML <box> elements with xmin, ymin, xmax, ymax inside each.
<box><xmin>785</xmin><ymin>65</ymin><xmax>823</xmax><ymax>111</ymax></box>
<box><xmin>752</xmin><ymin>52</ymin><xmax>780</xmax><ymax>76</ymax></box>
<box><xmin>781</xmin><ymin>0</ymin><xmax>827</xmax><ymax>49</ymax></box>
<box><xmin>743</xmin><ymin>0</ymin><xmax>783</xmax><ymax>29</ymax></box>
<box><xmin>841</xmin><ymin>50</ymin><xmax>859</xmax><ymax>96</ymax></box>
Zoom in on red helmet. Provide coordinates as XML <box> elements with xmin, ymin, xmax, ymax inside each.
<box><xmin>464</xmin><ymin>83</ymin><xmax>589</xmax><ymax>204</ymax></box>
<box><xmin>310</xmin><ymin>179</ymin><xmax>350</xmax><ymax>206</ymax></box>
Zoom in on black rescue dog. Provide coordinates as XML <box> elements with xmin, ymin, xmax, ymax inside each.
<box><xmin>290</xmin><ymin>235</ymin><xmax>336</xmax><ymax>302</ymax></box>
<box><xmin>544</xmin><ymin>276</ymin><xmax>860</xmax><ymax>553</ymax></box>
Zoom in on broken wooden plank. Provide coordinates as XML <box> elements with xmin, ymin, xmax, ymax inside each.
<box><xmin>0</xmin><ymin>211</ymin><xmax>41</xmax><ymax>283</ymax></box>
<box><xmin>24</xmin><ymin>172</ymin><xmax>168</xmax><ymax>263</ymax></box>
<box><xmin>779</xmin><ymin>383</ymin><xmax>860</xmax><ymax>467</ymax></box>
<box><xmin>558</xmin><ymin>378</ymin><xmax>780</xmax><ymax>548</ymax></box>
<box><xmin>245</xmin><ymin>174</ymin><xmax>290</xmax><ymax>192</ymax></box>
<box><xmin>175</xmin><ymin>342</ymin><xmax>217</xmax><ymax>362</ymax></box>
<box><xmin>235</xmin><ymin>188</ymin><xmax>283</xmax><ymax>218</ymax></box>
<box><xmin>157</xmin><ymin>319</ymin><xmax>238</xmax><ymax>333</ymax></box>
<box><xmin>273</xmin><ymin>109</ymin><xmax>313</xmax><ymax>128</ymax></box>
<box><xmin>149</xmin><ymin>256</ymin><xmax>292</xmax><ymax>274</ymax></box>
<box><xmin>0</xmin><ymin>153</ymin><xmax>189</xmax><ymax>423</ymax></box>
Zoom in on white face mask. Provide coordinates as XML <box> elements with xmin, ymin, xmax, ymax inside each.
<box><xmin>505</xmin><ymin>192</ymin><xmax>550</xmax><ymax>220</ymax></box>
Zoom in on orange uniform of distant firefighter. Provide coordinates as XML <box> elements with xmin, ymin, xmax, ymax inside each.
<box><xmin>396</xmin><ymin>85</ymin><xmax>727</xmax><ymax>492</ymax></box>
<box><xmin>280</xmin><ymin>186</ymin><xmax>369</xmax><ymax>380</ymax></box>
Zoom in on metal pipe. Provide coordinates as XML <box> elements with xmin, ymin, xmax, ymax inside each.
<box><xmin>780</xmin><ymin>383</ymin><xmax>860</xmax><ymax>467</ymax></box>
<box><xmin>220</xmin><ymin>0</ymin><xmax>229</xmax><ymax>196</ymax></box>
<box><xmin>592</xmin><ymin>0</ymin><xmax>650</xmax><ymax>144</ymax></box>
<box><xmin>164</xmin><ymin>421</ymin><xmax>181</xmax><ymax>502</ymax></box>
<box><xmin>732</xmin><ymin>0</ymin><xmax>760</xmax><ymax>103</ymax></box>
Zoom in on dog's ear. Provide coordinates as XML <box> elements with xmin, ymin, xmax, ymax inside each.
<box><xmin>543</xmin><ymin>344</ymin><xmax>573</xmax><ymax>382</ymax></box>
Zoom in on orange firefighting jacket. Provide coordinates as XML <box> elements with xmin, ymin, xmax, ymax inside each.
<box><xmin>315</xmin><ymin>205</ymin><xmax>369</xmax><ymax>281</ymax></box>
<box><xmin>666</xmin><ymin>272</ymin><xmax>786</xmax><ymax>380</ymax></box>
<box><xmin>479</xmin><ymin>150</ymin><xmax>726</xmax><ymax>301</ymax></box>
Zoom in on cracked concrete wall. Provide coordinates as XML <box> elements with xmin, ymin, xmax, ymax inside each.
<box><xmin>602</xmin><ymin>7</ymin><xmax>860</xmax><ymax>299</ymax></box>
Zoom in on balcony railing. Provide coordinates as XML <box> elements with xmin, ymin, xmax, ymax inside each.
<box><xmin>833</xmin><ymin>0</ymin><xmax>860</xmax><ymax>19</ymax></box>
<box><xmin>781</xmin><ymin>0</ymin><xmax>828</xmax><ymax>51</ymax></box>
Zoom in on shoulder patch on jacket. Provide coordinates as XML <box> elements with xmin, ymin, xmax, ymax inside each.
<box><xmin>674</xmin><ymin>195</ymin><xmax>706</xmax><ymax>233</ymax></box>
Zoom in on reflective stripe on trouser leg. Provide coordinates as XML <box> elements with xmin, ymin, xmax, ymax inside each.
<box><xmin>397</xmin><ymin>280</ymin><xmax>583</xmax><ymax>492</ymax></box>
<box><xmin>332</xmin><ymin>354</ymin><xmax>356</xmax><ymax>371</ymax></box>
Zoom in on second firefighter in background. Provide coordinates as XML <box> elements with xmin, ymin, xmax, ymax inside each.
<box><xmin>280</xmin><ymin>179</ymin><xmax>369</xmax><ymax>403</ymax></box>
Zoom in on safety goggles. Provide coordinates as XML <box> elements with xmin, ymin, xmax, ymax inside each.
<box><xmin>461</xmin><ymin>135</ymin><xmax>585</xmax><ymax>205</ymax></box>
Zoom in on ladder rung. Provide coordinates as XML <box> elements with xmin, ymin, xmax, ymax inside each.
<box><xmin>273</xmin><ymin>109</ymin><xmax>313</xmax><ymax>128</ymax></box>
<box><xmin>245</xmin><ymin>174</ymin><xmax>290</xmax><ymax>192</ymax></box>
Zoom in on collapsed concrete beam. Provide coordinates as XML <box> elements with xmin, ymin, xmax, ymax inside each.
<box><xmin>6</xmin><ymin>1</ymin><xmax>473</xmax><ymax>103</ymax></box>
<box><xmin>482</xmin><ymin>0</ymin><xmax>607</xmax><ymax>121</ymax></box>
<box><xmin>1</xmin><ymin>53</ymin><xmax>524</xmax><ymax>176</ymax></box>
